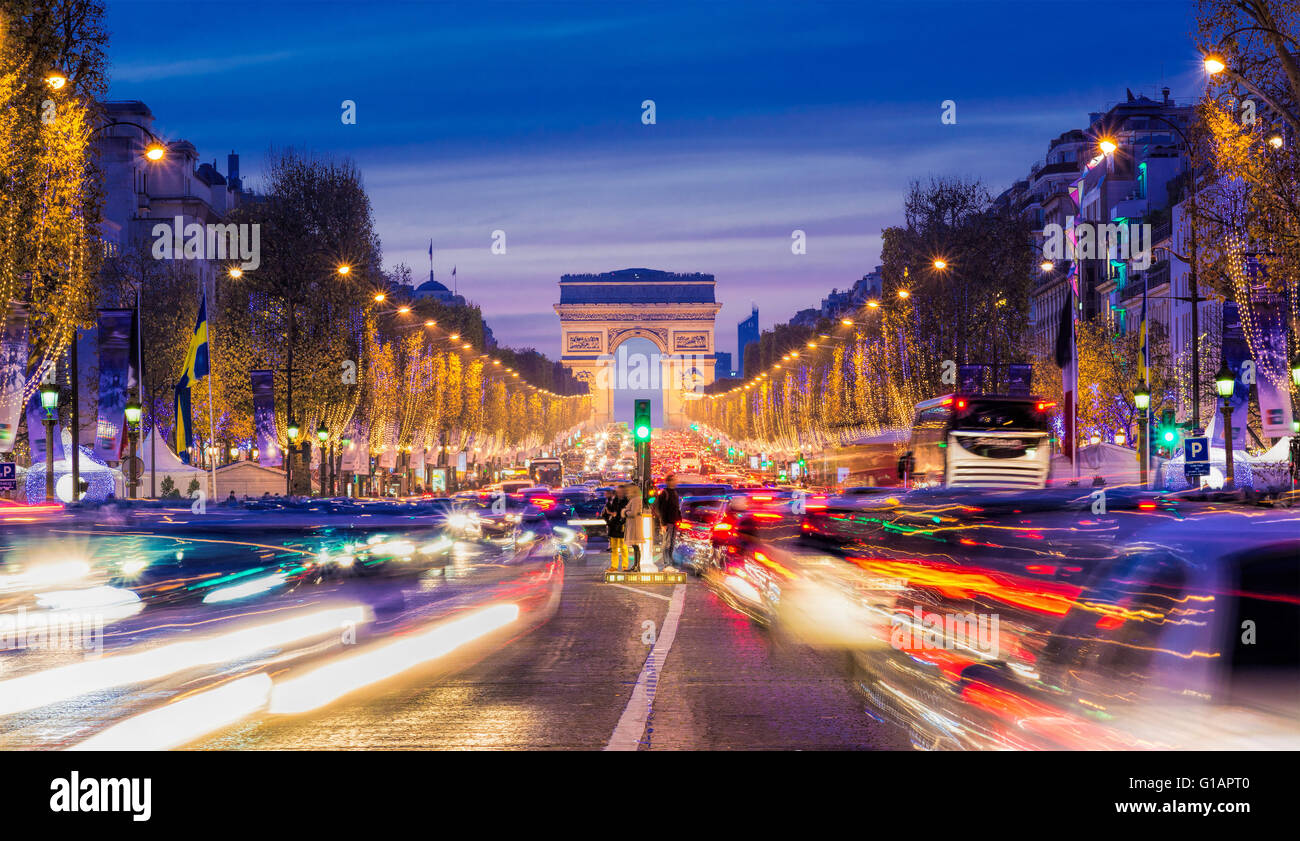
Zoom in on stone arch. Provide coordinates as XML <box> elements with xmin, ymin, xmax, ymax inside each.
<box><xmin>554</xmin><ymin>269</ymin><xmax>722</xmax><ymax>428</ymax></box>
<box><xmin>607</xmin><ymin>327</ymin><xmax>669</xmax><ymax>356</ymax></box>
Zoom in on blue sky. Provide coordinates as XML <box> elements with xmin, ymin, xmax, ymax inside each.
<box><xmin>105</xmin><ymin>0</ymin><xmax>1204</xmax><ymax>357</ymax></box>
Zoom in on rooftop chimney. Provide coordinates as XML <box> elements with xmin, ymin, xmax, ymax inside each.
<box><xmin>227</xmin><ymin>151</ymin><xmax>240</xmax><ymax>187</ymax></box>
<box><xmin>1162</xmin><ymin>87</ymin><xmax>1171</xmax><ymax>105</ymax></box>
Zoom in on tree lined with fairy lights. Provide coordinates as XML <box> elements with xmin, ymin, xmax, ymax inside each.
<box><xmin>690</xmin><ymin>177</ymin><xmax>1033</xmax><ymax>455</ymax></box>
<box><xmin>0</xmin><ymin>0</ymin><xmax>109</xmax><ymax>401</ymax></box>
<box><xmin>1196</xmin><ymin>0</ymin><xmax>1300</xmax><ymax>426</ymax></box>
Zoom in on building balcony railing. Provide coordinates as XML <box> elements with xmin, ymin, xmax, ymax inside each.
<box><xmin>1120</xmin><ymin>259</ymin><xmax>1170</xmax><ymax>303</ymax></box>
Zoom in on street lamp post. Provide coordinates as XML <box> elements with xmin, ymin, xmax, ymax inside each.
<box><xmin>341</xmin><ymin>435</ymin><xmax>352</xmax><ymax>497</ymax></box>
<box><xmin>125</xmin><ymin>399</ymin><xmax>141</xmax><ymax>499</ymax></box>
<box><xmin>1291</xmin><ymin>418</ymin><xmax>1300</xmax><ymax>493</ymax></box>
<box><xmin>1134</xmin><ymin>386</ymin><xmax>1151</xmax><ymax>486</ymax></box>
<box><xmin>317</xmin><ymin>424</ymin><xmax>329</xmax><ymax>497</ymax></box>
<box><xmin>286</xmin><ymin>418</ymin><xmax>300</xmax><ymax>496</ymax></box>
<box><xmin>40</xmin><ymin>382</ymin><xmax>59</xmax><ymax>501</ymax></box>
<box><xmin>1215</xmin><ymin>364</ymin><xmax>1236</xmax><ymax>490</ymax></box>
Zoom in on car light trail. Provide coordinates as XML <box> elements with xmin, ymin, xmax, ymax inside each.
<box><xmin>67</xmin><ymin>673</ymin><xmax>274</xmax><ymax>751</ymax></box>
<box><xmin>0</xmin><ymin>605</ymin><xmax>367</xmax><ymax>717</ymax></box>
<box><xmin>202</xmin><ymin>572</ymin><xmax>287</xmax><ymax>604</ymax></box>
<box><xmin>0</xmin><ymin>560</ymin><xmax>92</xmax><ymax>593</ymax></box>
<box><xmin>268</xmin><ymin>602</ymin><xmax>520</xmax><ymax>714</ymax></box>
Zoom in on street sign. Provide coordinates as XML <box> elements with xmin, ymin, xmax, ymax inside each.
<box><xmin>1184</xmin><ymin>436</ymin><xmax>1210</xmax><ymax>479</ymax></box>
<box><xmin>0</xmin><ymin>462</ymin><xmax>14</xmax><ymax>491</ymax></box>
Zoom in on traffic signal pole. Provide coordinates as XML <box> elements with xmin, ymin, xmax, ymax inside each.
<box><xmin>602</xmin><ymin>399</ymin><xmax>683</xmax><ymax>584</ymax></box>
<box><xmin>634</xmin><ymin>399</ymin><xmax>652</xmax><ymax>499</ymax></box>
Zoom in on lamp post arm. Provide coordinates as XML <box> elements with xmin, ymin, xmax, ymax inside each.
<box><xmin>88</xmin><ymin>119</ymin><xmax>168</xmax><ymax>147</ymax></box>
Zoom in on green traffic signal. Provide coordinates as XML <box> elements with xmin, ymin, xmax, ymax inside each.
<box><xmin>633</xmin><ymin>399</ymin><xmax>651</xmax><ymax>441</ymax></box>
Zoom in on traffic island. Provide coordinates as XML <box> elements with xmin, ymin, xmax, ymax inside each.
<box><xmin>604</xmin><ymin>570</ymin><xmax>686</xmax><ymax>584</ymax></box>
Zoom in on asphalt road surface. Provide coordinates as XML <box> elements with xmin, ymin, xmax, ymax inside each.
<box><xmin>193</xmin><ymin>539</ymin><xmax>910</xmax><ymax>750</ymax></box>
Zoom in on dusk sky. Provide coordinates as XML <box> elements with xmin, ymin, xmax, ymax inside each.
<box><xmin>105</xmin><ymin>0</ymin><xmax>1205</xmax><ymax>358</ymax></box>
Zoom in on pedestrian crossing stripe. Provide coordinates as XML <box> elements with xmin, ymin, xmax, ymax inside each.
<box><xmin>604</xmin><ymin>571</ymin><xmax>686</xmax><ymax>584</ymax></box>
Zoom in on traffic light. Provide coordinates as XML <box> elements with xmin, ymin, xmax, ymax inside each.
<box><xmin>634</xmin><ymin>400</ymin><xmax>651</xmax><ymax>442</ymax></box>
<box><xmin>1158</xmin><ymin>409</ymin><xmax>1176</xmax><ymax>447</ymax></box>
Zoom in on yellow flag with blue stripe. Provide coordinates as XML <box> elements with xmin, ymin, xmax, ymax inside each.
<box><xmin>1137</xmin><ymin>319</ymin><xmax>1147</xmax><ymax>381</ymax></box>
<box><xmin>180</xmin><ymin>295</ymin><xmax>210</xmax><ymax>384</ymax></box>
<box><xmin>173</xmin><ymin>295</ymin><xmax>209</xmax><ymax>464</ymax></box>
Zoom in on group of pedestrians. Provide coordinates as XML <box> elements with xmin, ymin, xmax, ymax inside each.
<box><xmin>602</xmin><ymin>474</ymin><xmax>682</xmax><ymax>573</ymax></box>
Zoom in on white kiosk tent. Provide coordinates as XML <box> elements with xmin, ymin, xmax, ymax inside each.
<box><xmin>1049</xmin><ymin>442</ymin><xmax>1167</xmax><ymax>488</ymax></box>
<box><xmin>215</xmin><ymin>461</ymin><xmax>286</xmax><ymax>500</ymax></box>
<box><xmin>134</xmin><ymin>427</ymin><xmax>206</xmax><ymax>498</ymax></box>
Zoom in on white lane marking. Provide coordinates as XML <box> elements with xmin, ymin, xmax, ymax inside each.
<box><xmin>605</xmin><ymin>583</ymin><xmax>686</xmax><ymax>751</ymax></box>
<box><xmin>606</xmin><ymin>582</ymin><xmax>672</xmax><ymax>601</ymax></box>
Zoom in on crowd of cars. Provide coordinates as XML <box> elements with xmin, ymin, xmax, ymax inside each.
<box><xmin>386</xmin><ymin>424</ymin><xmax>1299</xmax><ymax>750</ymax></box>
<box><xmin>659</xmin><ymin>475</ymin><xmax>1300</xmax><ymax>750</ymax></box>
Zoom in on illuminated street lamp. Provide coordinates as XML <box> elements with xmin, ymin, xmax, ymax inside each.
<box><xmin>144</xmin><ymin>143</ymin><xmax>166</xmax><ymax>161</ymax></box>
<box><xmin>44</xmin><ymin>68</ymin><xmax>68</xmax><ymax>89</ymax></box>
<box><xmin>287</xmin><ymin>419</ymin><xmax>300</xmax><ymax>441</ymax></box>
<box><xmin>39</xmin><ymin>381</ymin><xmax>59</xmax><ymax>415</ymax></box>
<box><xmin>1215</xmin><ymin>364</ymin><xmax>1236</xmax><ymax>399</ymax></box>
<box><xmin>1098</xmin><ymin>137</ymin><xmax>1118</xmax><ymax>156</ymax></box>
<box><xmin>1204</xmin><ymin>55</ymin><xmax>1226</xmax><ymax>75</ymax></box>
<box><xmin>1040</xmin><ymin>260</ymin><xmax>1054</xmax><ymax>272</ymax></box>
<box><xmin>228</xmin><ymin>267</ymin><xmax>243</xmax><ymax>279</ymax></box>
<box><xmin>932</xmin><ymin>259</ymin><xmax>947</xmax><ymax>270</ymax></box>
<box><xmin>337</xmin><ymin>265</ymin><xmax>351</xmax><ymax>275</ymax></box>
<box><xmin>317</xmin><ymin>423</ymin><xmax>329</xmax><ymax>443</ymax></box>
<box><xmin>374</xmin><ymin>292</ymin><xmax>386</xmax><ymax>302</ymax></box>
<box><xmin>1134</xmin><ymin>386</ymin><xmax>1150</xmax><ymax>485</ymax></box>
<box><xmin>1268</xmin><ymin>132</ymin><xmax>1284</xmax><ymax>149</ymax></box>
<box><xmin>897</xmin><ymin>288</ymin><xmax>910</xmax><ymax>299</ymax></box>
<box><xmin>40</xmin><ymin>382</ymin><xmax>59</xmax><ymax>502</ymax></box>
<box><xmin>125</xmin><ymin>399</ymin><xmax>142</xmax><ymax>499</ymax></box>
<box><xmin>1215</xmin><ymin>363</ymin><xmax>1237</xmax><ymax>489</ymax></box>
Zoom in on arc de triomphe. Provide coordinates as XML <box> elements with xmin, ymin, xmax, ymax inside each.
<box><xmin>555</xmin><ymin>268</ymin><xmax>721</xmax><ymax>429</ymax></box>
